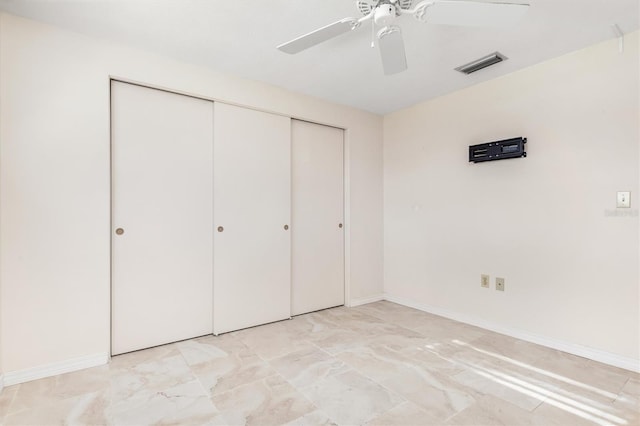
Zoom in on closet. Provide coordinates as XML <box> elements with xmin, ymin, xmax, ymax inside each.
<box><xmin>111</xmin><ymin>82</ymin><xmax>345</xmax><ymax>353</ymax></box>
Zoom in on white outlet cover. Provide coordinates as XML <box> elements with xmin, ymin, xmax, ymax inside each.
<box><xmin>481</xmin><ymin>274</ymin><xmax>490</xmax><ymax>288</ymax></box>
<box><xmin>617</xmin><ymin>191</ymin><xmax>631</xmax><ymax>208</ymax></box>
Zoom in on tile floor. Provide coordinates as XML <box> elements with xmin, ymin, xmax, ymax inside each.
<box><xmin>0</xmin><ymin>301</ymin><xmax>638</xmax><ymax>425</ymax></box>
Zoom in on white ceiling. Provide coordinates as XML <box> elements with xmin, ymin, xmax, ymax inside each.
<box><xmin>0</xmin><ymin>0</ymin><xmax>638</xmax><ymax>114</ymax></box>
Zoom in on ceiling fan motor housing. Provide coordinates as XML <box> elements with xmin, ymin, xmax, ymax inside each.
<box><xmin>374</xmin><ymin>4</ymin><xmax>397</xmax><ymax>26</ymax></box>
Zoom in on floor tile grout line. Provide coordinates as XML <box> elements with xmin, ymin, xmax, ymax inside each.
<box><xmin>454</xmin><ymin>354</ymin><xmax>634</xmax><ymax>419</ymax></box>
<box><xmin>325</xmin><ymin>347</ymin><xmax>425</xmax><ymax>420</ymax></box>
<box><xmin>208</xmin><ymin>367</ymin><xmax>279</xmax><ymax>399</ymax></box>
<box><xmin>269</xmin><ymin>370</ymin><xmax>336</xmax><ymax>424</ymax></box>
<box><xmin>292</xmin><ymin>364</ymin><xmax>407</xmax><ymax>426</ymax></box>
<box><xmin>423</xmin><ymin>345</ymin><xmax>548</xmax><ymax>411</ymax></box>
<box><xmin>210</xmin><ymin>370</ymin><xmax>331</xmax><ymax>426</ymax></box>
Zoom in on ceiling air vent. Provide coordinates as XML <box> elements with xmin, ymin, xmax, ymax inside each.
<box><xmin>455</xmin><ymin>52</ymin><xmax>507</xmax><ymax>75</ymax></box>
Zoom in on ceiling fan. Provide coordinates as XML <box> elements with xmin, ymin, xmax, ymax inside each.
<box><xmin>277</xmin><ymin>0</ymin><xmax>530</xmax><ymax>75</ymax></box>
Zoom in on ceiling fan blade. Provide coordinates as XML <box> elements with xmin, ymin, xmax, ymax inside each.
<box><xmin>378</xmin><ymin>26</ymin><xmax>408</xmax><ymax>75</ymax></box>
<box><xmin>425</xmin><ymin>1</ymin><xmax>529</xmax><ymax>27</ymax></box>
<box><xmin>277</xmin><ymin>18</ymin><xmax>357</xmax><ymax>54</ymax></box>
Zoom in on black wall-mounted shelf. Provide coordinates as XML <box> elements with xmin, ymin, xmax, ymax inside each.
<box><xmin>469</xmin><ymin>137</ymin><xmax>527</xmax><ymax>163</ymax></box>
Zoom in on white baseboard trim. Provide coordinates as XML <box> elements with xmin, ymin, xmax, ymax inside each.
<box><xmin>3</xmin><ymin>353</ymin><xmax>109</xmax><ymax>387</ymax></box>
<box><xmin>349</xmin><ymin>293</ymin><xmax>385</xmax><ymax>307</ymax></box>
<box><xmin>384</xmin><ymin>293</ymin><xmax>640</xmax><ymax>373</ymax></box>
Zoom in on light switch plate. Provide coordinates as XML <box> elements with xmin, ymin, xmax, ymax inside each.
<box><xmin>617</xmin><ymin>191</ymin><xmax>631</xmax><ymax>208</ymax></box>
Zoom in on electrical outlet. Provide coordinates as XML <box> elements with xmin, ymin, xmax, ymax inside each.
<box><xmin>496</xmin><ymin>277</ymin><xmax>505</xmax><ymax>291</ymax></box>
<box><xmin>617</xmin><ymin>191</ymin><xmax>631</xmax><ymax>208</ymax></box>
<box><xmin>481</xmin><ymin>274</ymin><xmax>490</xmax><ymax>288</ymax></box>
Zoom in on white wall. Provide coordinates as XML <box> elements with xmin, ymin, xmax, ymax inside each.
<box><xmin>0</xmin><ymin>12</ymin><xmax>384</xmax><ymax>376</ymax></box>
<box><xmin>384</xmin><ymin>33</ymin><xmax>639</xmax><ymax>367</ymax></box>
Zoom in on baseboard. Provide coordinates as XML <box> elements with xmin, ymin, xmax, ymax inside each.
<box><xmin>384</xmin><ymin>293</ymin><xmax>640</xmax><ymax>373</ymax></box>
<box><xmin>3</xmin><ymin>353</ymin><xmax>109</xmax><ymax>387</ymax></box>
<box><xmin>349</xmin><ymin>293</ymin><xmax>385</xmax><ymax>307</ymax></box>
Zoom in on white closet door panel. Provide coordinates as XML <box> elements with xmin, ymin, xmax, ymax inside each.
<box><xmin>111</xmin><ymin>81</ymin><xmax>213</xmax><ymax>355</ymax></box>
<box><xmin>291</xmin><ymin>120</ymin><xmax>344</xmax><ymax>316</ymax></box>
<box><xmin>213</xmin><ymin>103</ymin><xmax>291</xmax><ymax>334</ymax></box>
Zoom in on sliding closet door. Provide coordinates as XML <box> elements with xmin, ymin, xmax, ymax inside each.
<box><xmin>213</xmin><ymin>103</ymin><xmax>291</xmax><ymax>334</ymax></box>
<box><xmin>291</xmin><ymin>120</ymin><xmax>345</xmax><ymax>315</ymax></box>
<box><xmin>111</xmin><ymin>81</ymin><xmax>214</xmax><ymax>355</ymax></box>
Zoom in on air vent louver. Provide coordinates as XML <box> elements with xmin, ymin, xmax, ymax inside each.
<box><xmin>456</xmin><ymin>52</ymin><xmax>507</xmax><ymax>75</ymax></box>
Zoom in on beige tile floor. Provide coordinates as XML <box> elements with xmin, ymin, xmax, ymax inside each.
<box><xmin>0</xmin><ymin>301</ymin><xmax>638</xmax><ymax>425</ymax></box>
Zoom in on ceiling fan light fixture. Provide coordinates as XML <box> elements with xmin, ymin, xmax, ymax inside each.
<box><xmin>455</xmin><ymin>52</ymin><xmax>507</xmax><ymax>74</ymax></box>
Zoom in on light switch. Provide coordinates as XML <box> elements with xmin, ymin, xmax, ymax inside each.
<box><xmin>617</xmin><ymin>191</ymin><xmax>631</xmax><ymax>208</ymax></box>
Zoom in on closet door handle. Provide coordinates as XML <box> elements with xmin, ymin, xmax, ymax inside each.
<box><xmin>338</xmin><ymin>223</ymin><xmax>343</xmax><ymax>229</ymax></box>
<box><xmin>115</xmin><ymin>228</ymin><xmax>124</xmax><ymax>235</ymax></box>
<box><xmin>217</xmin><ymin>226</ymin><xmax>224</xmax><ymax>232</ymax></box>
<box><xmin>284</xmin><ymin>224</ymin><xmax>289</xmax><ymax>230</ymax></box>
